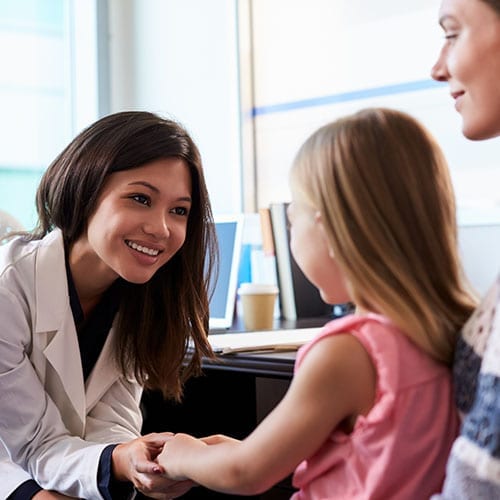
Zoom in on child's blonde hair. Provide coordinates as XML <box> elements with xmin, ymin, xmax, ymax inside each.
<box><xmin>290</xmin><ymin>107</ymin><xmax>476</xmax><ymax>364</ymax></box>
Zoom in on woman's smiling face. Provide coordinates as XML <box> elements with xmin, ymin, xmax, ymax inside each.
<box><xmin>431</xmin><ymin>0</ymin><xmax>500</xmax><ymax>140</ymax></box>
<box><xmin>76</xmin><ymin>157</ymin><xmax>192</xmax><ymax>287</ymax></box>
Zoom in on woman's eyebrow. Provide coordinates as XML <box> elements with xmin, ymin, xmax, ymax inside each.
<box><xmin>128</xmin><ymin>180</ymin><xmax>159</xmax><ymax>193</ymax></box>
<box><xmin>128</xmin><ymin>180</ymin><xmax>192</xmax><ymax>203</ymax></box>
<box><xmin>438</xmin><ymin>14</ymin><xmax>455</xmax><ymax>27</ymax></box>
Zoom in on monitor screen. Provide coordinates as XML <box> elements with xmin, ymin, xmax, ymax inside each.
<box><xmin>208</xmin><ymin>214</ymin><xmax>244</xmax><ymax>330</ymax></box>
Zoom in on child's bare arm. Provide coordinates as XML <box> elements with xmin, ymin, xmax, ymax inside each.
<box><xmin>157</xmin><ymin>333</ymin><xmax>376</xmax><ymax>495</ymax></box>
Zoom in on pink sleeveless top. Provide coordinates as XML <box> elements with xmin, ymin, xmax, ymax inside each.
<box><xmin>291</xmin><ymin>313</ymin><xmax>458</xmax><ymax>500</ymax></box>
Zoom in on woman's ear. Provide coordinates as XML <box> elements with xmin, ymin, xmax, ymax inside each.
<box><xmin>315</xmin><ymin>211</ymin><xmax>335</xmax><ymax>259</ymax></box>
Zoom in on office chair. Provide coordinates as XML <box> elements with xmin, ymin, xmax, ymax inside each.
<box><xmin>0</xmin><ymin>209</ymin><xmax>24</xmax><ymax>244</ymax></box>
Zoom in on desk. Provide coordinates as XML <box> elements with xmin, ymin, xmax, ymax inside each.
<box><xmin>140</xmin><ymin>316</ymin><xmax>334</xmax><ymax>499</ymax></box>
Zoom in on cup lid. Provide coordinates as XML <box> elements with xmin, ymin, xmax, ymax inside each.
<box><xmin>237</xmin><ymin>282</ymin><xmax>279</xmax><ymax>295</ymax></box>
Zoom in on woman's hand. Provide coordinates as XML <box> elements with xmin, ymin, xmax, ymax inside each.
<box><xmin>112</xmin><ymin>432</ymin><xmax>195</xmax><ymax>499</ymax></box>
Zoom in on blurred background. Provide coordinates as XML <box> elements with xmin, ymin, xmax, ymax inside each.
<box><xmin>1</xmin><ymin>0</ymin><xmax>499</xmax><ymax>293</ymax></box>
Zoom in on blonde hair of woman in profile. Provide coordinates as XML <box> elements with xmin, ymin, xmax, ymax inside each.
<box><xmin>155</xmin><ymin>108</ymin><xmax>476</xmax><ymax>499</ymax></box>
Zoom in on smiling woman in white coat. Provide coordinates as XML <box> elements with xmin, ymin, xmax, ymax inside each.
<box><xmin>0</xmin><ymin>111</ymin><xmax>218</xmax><ymax>499</ymax></box>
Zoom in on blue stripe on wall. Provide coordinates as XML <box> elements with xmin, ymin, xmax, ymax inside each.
<box><xmin>0</xmin><ymin>84</ymin><xmax>64</xmax><ymax>96</ymax></box>
<box><xmin>252</xmin><ymin>79</ymin><xmax>445</xmax><ymax>117</ymax></box>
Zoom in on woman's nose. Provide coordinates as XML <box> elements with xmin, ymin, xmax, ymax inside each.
<box><xmin>143</xmin><ymin>214</ymin><xmax>170</xmax><ymax>238</ymax></box>
<box><xmin>431</xmin><ymin>48</ymin><xmax>449</xmax><ymax>82</ymax></box>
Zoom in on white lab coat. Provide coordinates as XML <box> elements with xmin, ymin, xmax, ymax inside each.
<box><xmin>0</xmin><ymin>229</ymin><xmax>143</xmax><ymax>499</ymax></box>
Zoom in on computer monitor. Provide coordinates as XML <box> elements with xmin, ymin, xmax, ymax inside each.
<box><xmin>208</xmin><ymin>214</ymin><xmax>244</xmax><ymax>330</ymax></box>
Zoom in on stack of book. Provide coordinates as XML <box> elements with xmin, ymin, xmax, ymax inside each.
<box><xmin>260</xmin><ymin>203</ymin><xmax>333</xmax><ymax>321</ymax></box>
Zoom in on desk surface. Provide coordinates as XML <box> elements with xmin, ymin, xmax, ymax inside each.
<box><xmin>203</xmin><ymin>350</ymin><xmax>296</xmax><ymax>378</ymax></box>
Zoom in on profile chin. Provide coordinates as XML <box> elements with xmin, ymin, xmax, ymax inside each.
<box><xmin>462</xmin><ymin>124</ymin><xmax>496</xmax><ymax>141</ymax></box>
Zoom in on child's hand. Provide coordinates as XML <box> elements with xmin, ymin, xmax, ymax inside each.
<box><xmin>157</xmin><ymin>433</ymin><xmax>207</xmax><ymax>481</ymax></box>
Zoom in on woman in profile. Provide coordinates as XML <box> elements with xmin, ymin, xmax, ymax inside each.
<box><xmin>431</xmin><ymin>0</ymin><xmax>500</xmax><ymax>497</ymax></box>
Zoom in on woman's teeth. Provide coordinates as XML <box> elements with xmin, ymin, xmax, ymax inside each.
<box><xmin>126</xmin><ymin>240</ymin><xmax>160</xmax><ymax>256</ymax></box>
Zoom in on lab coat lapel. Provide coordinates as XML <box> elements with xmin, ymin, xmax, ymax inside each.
<box><xmin>85</xmin><ymin>323</ymin><xmax>122</xmax><ymax>411</ymax></box>
<box><xmin>34</xmin><ymin>230</ymin><xmax>86</xmax><ymax>432</ymax></box>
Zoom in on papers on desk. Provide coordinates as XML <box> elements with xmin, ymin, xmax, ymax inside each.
<box><xmin>208</xmin><ymin>327</ymin><xmax>322</xmax><ymax>354</ymax></box>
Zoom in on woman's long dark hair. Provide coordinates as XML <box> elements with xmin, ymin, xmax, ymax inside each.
<box><xmin>32</xmin><ymin>111</ymin><xmax>217</xmax><ymax>400</ymax></box>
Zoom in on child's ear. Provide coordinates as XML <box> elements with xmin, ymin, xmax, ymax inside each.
<box><xmin>315</xmin><ymin>211</ymin><xmax>335</xmax><ymax>259</ymax></box>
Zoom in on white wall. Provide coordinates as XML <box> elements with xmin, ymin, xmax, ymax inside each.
<box><xmin>459</xmin><ymin>224</ymin><xmax>500</xmax><ymax>296</ymax></box>
<box><xmin>104</xmin><ymin>0</ymin><xmax>500</xmax><ymax>293</ymax></box>
<box><xmin>107</xmin><ymin>0</ymin><xmax>242</xmax><ymax>216</ymax></box>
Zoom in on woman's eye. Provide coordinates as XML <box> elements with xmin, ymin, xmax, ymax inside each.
<box><xmin>131</xmin><ymin>194</ymin><xmax>151</xmax><ymax>206</ymax></box>
<box><xmin>171</xmin><ymin>206</ymin><xmax>189</xmax><ymax>216</ymax></box>
<box><xmin>444</xmin><ymin>33</ymin><xmax>458</xmax><ymax>41</ymax></box>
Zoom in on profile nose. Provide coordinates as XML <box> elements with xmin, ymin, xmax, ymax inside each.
<box><xmin>431</xmin><ymin>48</ymin><xmax>449</xmax><ymax>82</ymax></box>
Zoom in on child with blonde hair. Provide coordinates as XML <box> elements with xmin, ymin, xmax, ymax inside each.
<box><xmin>157</xmin><ymin>108</ymin><xmax>476</xmax><ymax>499</ymax></box>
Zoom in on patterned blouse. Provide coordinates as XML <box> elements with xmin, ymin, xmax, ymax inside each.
<box><xmin>435</xmin><ymin>275</ymin><xmax>500</xmax><ymax>499</ymax></box>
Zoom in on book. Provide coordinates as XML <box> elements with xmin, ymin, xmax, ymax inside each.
<box><xmin>259</xmin><ymin>207</ymin><xmax>275</xmax><ymax>256</ymax></box>
<box><xmin>268</xmin><ymin>202</ymin><xmax>332</xmax><ymax>320</ymax></box>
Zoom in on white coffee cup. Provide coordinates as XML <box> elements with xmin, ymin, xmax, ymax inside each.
<box><xmin>237</xmin><ymin>282</ymin><xmax>279</xmax><ymax>330</ymax></box>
